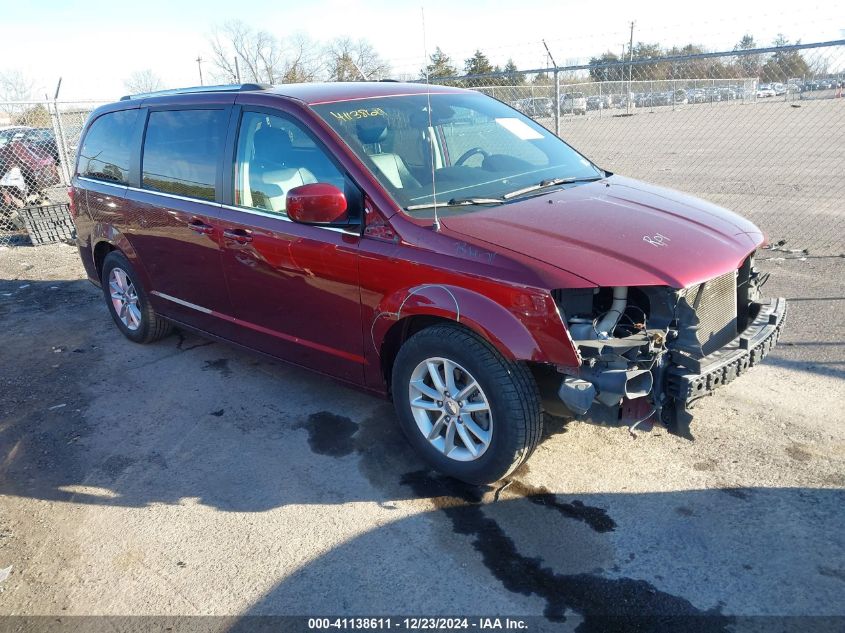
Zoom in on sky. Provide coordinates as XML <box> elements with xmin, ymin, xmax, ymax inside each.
<box><xmin>1</xmin><ymin>0</ymin><xmax>844</xmax><ymax>101</ymax></box>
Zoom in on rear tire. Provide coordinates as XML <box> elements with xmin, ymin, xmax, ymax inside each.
<box><xmin>101</xmin><ymin>251</ymin><xmax>172</xmax><ymax>344</ymax></box>
<box><xmin>392</xmin><ymin>324</ymin><xmax>542</xmax><ymax>484</ymax></box>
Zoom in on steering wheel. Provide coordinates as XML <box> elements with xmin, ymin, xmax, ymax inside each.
<box><xmin>454</xmin><ymin>147</ymin><xmax>489</xmax><ymax>166</ymax></box>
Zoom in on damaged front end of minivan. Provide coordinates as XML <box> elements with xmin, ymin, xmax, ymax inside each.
<box><xmin>551</xmin><ymin>253</ymin><xmax>787</xmax><ymax>435</ymax></box>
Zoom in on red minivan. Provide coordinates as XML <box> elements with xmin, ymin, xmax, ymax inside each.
<box><xmin>71</xmin><ymin>82</ymin><xmax>785</xmax><ymax>483</ymax></box>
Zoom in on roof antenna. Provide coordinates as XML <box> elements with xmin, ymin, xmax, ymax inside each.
<box><xmin>421</xmin><ymin>6</ymin><xmax>440</xmax><ymax>231</ymax></box>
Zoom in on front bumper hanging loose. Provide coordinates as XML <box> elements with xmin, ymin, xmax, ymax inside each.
<box><xmin>666</xmin><ymin>298</ymin><xmax>787</xmax><ymax>404</ymax></box>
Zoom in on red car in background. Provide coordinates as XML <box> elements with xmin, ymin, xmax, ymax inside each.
<box><xmin>0</xmin><ymin>126</ymin><xmax>59</xmax><ymax>209</ymax></box>
<box><xmin>69</xmin><ymin>82</ymin><xmax>785</xmax><ymax>483</ymax></box>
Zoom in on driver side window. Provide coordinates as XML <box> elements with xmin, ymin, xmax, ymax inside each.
<box><xmin>234</xmin><ymin>111</ymin><xmax>345</xmax><ymax>216</ymax></box>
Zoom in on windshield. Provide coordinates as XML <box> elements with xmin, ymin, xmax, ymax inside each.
<box><xmin>311</xmin><ymin>92</ymin><xmax>603</xmax><ymax>217</ymax></box>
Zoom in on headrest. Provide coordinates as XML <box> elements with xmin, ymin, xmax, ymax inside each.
<box><xmin>253</xmin><ymin>126</ymin><xmax>292</xmax><ymax>159</ymax></box>
<box><xmin>356</xmin><ymin>116</ymin><xmax>388</xmax><ymax>144</ymax></box>
<box><xmin>409</xmin><ymin>103</ymin><xmax>455</xmax><ymax>129</ymax></box>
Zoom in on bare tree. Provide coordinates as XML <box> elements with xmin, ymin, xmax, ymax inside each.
<box><xmin>124</xmin><ymin>69</ymin><xmax>164</xmax><ymax>94</ymax></box>
<box><xmin>280</xmin><ymin>33</ymin><xmax>323</xmax><ymax>83</ymax></box>
<box><xmin>0</xmin><ymin>69</ymin><xmax>33</xmax><ymax>119</ymax></box>
<box><xmin>0</xmin><ymin>69</ymin><xmax>33</xmax><ymax>102</ymax></box>
<box><xmin>326</xmin><ymin>38</ymin><xmax>390</xmax><ymax>81</ymax></box>
<box><xmin>207</xmin><ymin>23</ymin><xmax>385</xmax><ymax>85</ymax></box>
<box><xmin>209</xmin><ymin>20</ymin><xmax>284</xmax><ymax>84</ymax></box>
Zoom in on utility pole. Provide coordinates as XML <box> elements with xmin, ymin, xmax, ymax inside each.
<box><xmin>234</xmin><ymin>57</ymin><xmax>241</xmax><ymax>83</ymax></box>
<box><xmin>627</xmin><ymin>21</ymin><xmax>635</xmax><ymax>114</ymax></box>
<box><xmin>196</xmin><ymin>56</ymin><xmax>204</xmax><ymax>86</ymax></box>
<box><xmin>542</xmin><ymin>39</ymin><xmax>560</xmax><ymax>137</ymax></box>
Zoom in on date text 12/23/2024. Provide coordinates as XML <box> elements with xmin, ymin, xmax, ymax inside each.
<box><xmin>308</xmin><ymin>617</ymin><xmax>529</xmax><ymax>630</ymax></box>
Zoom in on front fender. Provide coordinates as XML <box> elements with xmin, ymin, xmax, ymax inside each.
<box><xmin>371</xmin><ymin>283</ymin><xmax>580</xmax><ymax>368</ymax></box>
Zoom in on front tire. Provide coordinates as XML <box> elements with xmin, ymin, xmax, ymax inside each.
<box><xmin>101</xmin><ymin>251</ymin><xmax>172</xmax><ymax>344</ymax></box>
<box><xmin>392</xmin><ymin>324</ymin><xmax>542</xmax><ymax>484</ymax></box>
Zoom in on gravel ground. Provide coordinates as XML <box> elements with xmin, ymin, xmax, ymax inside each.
<box><xmin>0</xmin><ymin>243</ymin><xmax>843</xmax><ymax>631</ymax></box>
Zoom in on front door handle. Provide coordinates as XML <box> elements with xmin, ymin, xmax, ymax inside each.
<box><xmin>223</xmin><ymin>228</ymin><xmax>253</xmax><ymax>244</ymax></box>
<box><xmin>188</xmin><ymin>218</ymin><xmax>214</xmax><ymax>235</ymax></box>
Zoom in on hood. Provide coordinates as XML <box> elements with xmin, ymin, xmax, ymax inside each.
<box><xmin>441</xmin><ymin>175</ymin><xmax>763</xmax><ymax>288</ymax></box>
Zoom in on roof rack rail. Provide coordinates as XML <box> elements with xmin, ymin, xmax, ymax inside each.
<box><xmin>120</xmin><ymin>83</ymin><xmax>271</xmax><ymax>101</ymax></box>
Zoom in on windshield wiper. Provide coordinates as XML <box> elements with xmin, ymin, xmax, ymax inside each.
<box><xmin>502</xmin><ymin>176</ymin><xmax>604</xmax><ymax>200</ymax></box>
<box><xmin>406</xmin><ymin>197</ymin><xmax>504</xmax><ymax>211</ymax></box>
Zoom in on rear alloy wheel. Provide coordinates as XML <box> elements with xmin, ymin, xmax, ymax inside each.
<box><xmin>108</xmin><ymin>267</ymin><xmax>142</xmax><ymax>331</ymax></box>
<box><xmin>392</xmin><ymin>324</ymin><xmax>542</xmax><ymax>484</ymax></box>
<box><xmin>101</xmin><ymin>251</ymin><xmax>172</xmax><ymax>344</ymax></box>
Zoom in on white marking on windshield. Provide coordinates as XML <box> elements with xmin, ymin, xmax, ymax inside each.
<box><xmin>495</xmin><ymin>117</ymin><xmax>544</xmax><ymax>140</ymax></box>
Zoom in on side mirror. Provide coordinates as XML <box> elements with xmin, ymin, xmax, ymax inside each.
<box><xmin>287</xmin><ymin>183</ymin><xmax>348</xmax><ymax>224</ymax></box>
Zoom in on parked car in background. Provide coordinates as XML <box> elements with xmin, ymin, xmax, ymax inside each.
<box><xmin>0</xmin><ymin>126</ymin><xmax>61</xmax><ymax>165</ymax></box>
<box><xmin>559</xmin><ymin>92</ymin><xmax>587</xmax><ymax>115</ymax></box>
<box><xmin>756</xmin><ymin>85</ymin><xmax>776</xmax><ymax>98</ymax></box>
<box><xmin>687</xmin><ymin>88</ymin><xmax>706</xmax><ymax>103</ymax></box>
<box><xmin>514</xmin><ymin>97</ymin><xmax>553</xmax><ymax>118</ymax></box>
<box><xmin>22</xmin><ymin>128</ymin><xmax>60</xmax><ymax>164</ymax></box>
<box><xmin>637</xmin><ymin>92</ymin><xmax>672</xmax><ymax>107</ymax></box>
<box><xmin>609</xmin><ymin>94</ymin><xmax>634</xmax><ymax>109</ymax></box>
<box><xmin>770</xmin><ymin>83</ymin><xmax>787</xmax><ymax>96</ymax></box>
<box><xmin>704</xmin><ymin>88</ymin><xmax>722</xmax><ymax>102</ymax></box>
<box><xmin>0</xmin><ymin>127</ymin><xmax>28</xmax><ymax>147</ymax></box>
<box><xmin>0</xmin><ymin>128</ymin><xmax>60</xmax><ymax>209</ymax></box>
<box><xmin>633</xmin><ymin>92</ymin><xmax>650</xmax><ymax>107</ymax></box>
<box><xmin>586</xmin><ymin>96</ymin><xmax>604</xmax><ymax>111</ymax></box>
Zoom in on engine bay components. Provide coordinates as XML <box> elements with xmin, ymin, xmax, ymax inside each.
<box><xmin>551</xmin><ymin>254</ymin><xmax>775</xmax><ymax>431</ymax></box>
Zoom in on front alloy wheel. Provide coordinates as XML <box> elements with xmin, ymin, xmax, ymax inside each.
<box><xmin>409</xmin><ymin>357</ymin><xmax>493</xmax><ymax>461</ymax></box>
<box><xmin>392</xmin><ymin>324</ymin><xmax>542</xmax><ymax>484</ymax></box>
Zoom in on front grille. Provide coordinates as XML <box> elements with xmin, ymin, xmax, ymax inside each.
<box><xmin>684</xmin><ymin>270</ymin><xmax>738</xmax><ymax>355</ymax></box>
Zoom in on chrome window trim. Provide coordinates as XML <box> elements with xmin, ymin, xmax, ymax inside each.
<box><xmin>219</xmin><ymin>204</ymin><xmax>358</xmax><ymax>235</ymax></box>
<box><xmin>77</xmin><ymin>177</ymin><xmax>357</xmax><ymax>234</ymax></box>
<box><xmin>127</xmin><ymin>184</ymin><xmax>221</xmax><ymax>206</ymax></box>
<box><xmin>78</xmin><ymin>177</ymin><xmax>220</xmax><ymax>206</ymax></box>
<box><xmin>77</xmin><ymin>175</ymin><xmax>129</xmax><ymax>189</ymax></box>
<box><xmin>221</xmin><ymin>203</ymin><xmax>292</xmax><ymax>222</ymax></box>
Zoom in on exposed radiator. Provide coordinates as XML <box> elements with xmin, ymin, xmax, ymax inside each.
<box><xmin>684</xmin><ymin>270</ymin><xmax>738</xmax><ymax>355</ymax></box>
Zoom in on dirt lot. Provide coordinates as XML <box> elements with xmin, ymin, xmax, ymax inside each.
<box><xmin>541</xmin><ymin>97</ymin><xmax>845</xmax><ymax>256</ymax></box>
<box><xmin>0</xmin><ymin>243</ymin><xmax>843</xmax><ymax>630</ymax></box>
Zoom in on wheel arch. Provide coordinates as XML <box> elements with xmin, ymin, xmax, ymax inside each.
<box><xmin>373</xmin><ymin>283</ymin><xmax>580</xmax><ymax>391</ymax></box>
<box><xmin>90</xmin><ymin>227</ymin><xmax>150</xmax><ymax>290</ymax></box>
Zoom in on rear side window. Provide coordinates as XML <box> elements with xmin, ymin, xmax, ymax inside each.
<box><xmin>141</xmin><ymin>109</ymin><xmax>228</xmax><ymax>201</ymax></box>
<box><xmin>78</xmin><ymin>110</ymin><xmax>138</xmax><ymax>184</ymax></box>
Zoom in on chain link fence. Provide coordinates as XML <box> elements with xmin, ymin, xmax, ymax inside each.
<box><xmin>0</xmin><ymin>101</ymin><xmax>103</xmax><ymax>246</ymax></box>
<box><xmin>434</xmin><ymin>40</ymin><xmax>845</xmax><ymax>257</ymax></box>
<box><xmin>2</xmin><ymin>41</ymin><xmax>843</xmax><ymax>255</ymax></box>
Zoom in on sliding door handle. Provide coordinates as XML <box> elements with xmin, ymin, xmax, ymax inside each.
<box><xmin>188</xmin><ymin>218</ymin><xmax>214</xmax><ymax>235</ymax></box>
<box><xmin>223</xmin><ymin>228</ymin><xmax>253</xmax><ymax>244</ymax></box>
